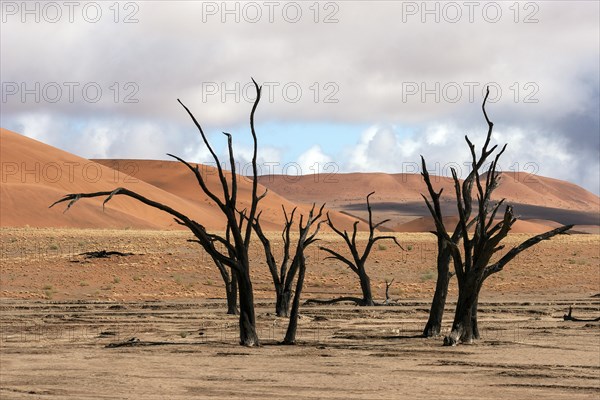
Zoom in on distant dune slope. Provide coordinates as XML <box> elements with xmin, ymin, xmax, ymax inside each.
<box><xmin>3</xmin><ymin>128</ymin><xmax>598</xmax><ymax>233</ymax></box>
<box><xmin>257</xmin><ymin>171</ymin><xmax>600</xmax><ymax>233</ymax></box>
<box><xmin>93</xmin><ymin>159</ymin><xmax>361</xmax><ymax>232</ymax></box>
<box><xmin>0</xmin><ymin>129</ymin><xmax>359</xmax><ymax>231</ymax></box>
<box><xmin>1</xmin><ymin>128</ymin><xmax>217</xmax><ymax>229</ymax></box>
<box><xmin>257</xmin><ymin>172</ymin><xmax>599</xmax><ymax>212</ymax></box>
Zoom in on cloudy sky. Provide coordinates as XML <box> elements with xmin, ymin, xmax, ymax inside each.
<box><xmin>2</xmin><ymin>1</ymin><xmax>599</xmax><ymax>193</ymax></box>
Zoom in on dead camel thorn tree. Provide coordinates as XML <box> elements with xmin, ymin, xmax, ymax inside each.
<box><xmin>51</xmin><ymin>78</ymin><xmax>266</xmax><ymax>346</ymax></box>
<box><xmin>252</xmin><ymin>204</ymin><xmax>325</xmax><ymax>317</ymax></box>
<box><xmin>420</xmin><ymin>87</ymin><xmax>502</xmax><ymax>338</ymax></box>
<box><xmin>281</xmin><ymin>204</ymin><xmax>325</xmax><ymax>344</ymax></box>
<box><xmin>308</xmin><ymin>192</ymin><xmax>402</xmax><ymax>306</ymax></box>
<box><xmin>563</xmin><ymin>306</ymin><xmax>600</xmax><ymax>322</ymax></box>
<box><xmin>384</xmin><ymin>278</ymin><xmax>395</xmax><ymax>305</ymax></box>
<box><xmin>421</xmin><ymin>87</ymin><xmax>573</xmax><ymax>346</ymax></box>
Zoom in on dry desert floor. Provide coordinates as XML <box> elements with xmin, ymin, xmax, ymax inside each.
<box><xmin>1</xmin><ymin>228</ymin><xmax>599</xmax><ymax>399</ymax></box>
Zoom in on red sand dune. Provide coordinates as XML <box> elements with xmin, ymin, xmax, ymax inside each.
<box><xmin>2</xmin><ymin>128</ymin><xmax>598</xmax><ymax>234</ymax></box>
<box><xmin>0</xmin><ymin>129</ymin><xmax>359</xmax><ymax>232</ymax></box>
<box><xmin>257</xmin><ymin>171</ymin><xmax>599</xmax><ymax>234</ymax></box>
<box><xmin>257</xmin><ymin>172</ymin><xmax>599</xmax><ymax>212</ymax></box>
<box><xmin>93</xmin><ymin>159</ymin><xmax>361</xmax><ymax>232</ymax></box>
<box><xmin>1</xmin><ymin>128</ymin><xmax>216</xmax><ymax>229</ymax></box>
<box><xmin>258</xmin><ymin>173</ymin><xmax>431</xmax><ymax>205</ymax></box>
<box><xmin>491</xmin><ymin>171</ymin><xmax>600</xmax><ymax>211</ymax></box>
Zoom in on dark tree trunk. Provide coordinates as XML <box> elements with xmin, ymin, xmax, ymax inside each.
<box><xmin>237</xmin><ymin>270</ymin><xmax>259</xmax><ymax>346</ymax></box>
<box><xmin>358</xmin><ymin>269</ymin><xmax>375</xmax><ymax>306</ymax></box>
<box><xmin>470</xmin><ymin>279</ymin><xmax>484</xmax><ymax>339</ymax></box>
<box><xmin>283</xmin><ymin>258</ymin><xmax>306</xmax><ymax>345</ymax></box>
<box><xmin>423</xmin><ymin>255</ymin><xmax>452</xmax><ymax>337</ymax></box>
<box><xmin>216</xmin><ymin>262</ymin><xmax>238</xmax><ymax>315</ymax></box>
<box><xmin>253</xmin><ymin>205</ymin><xmax>307</xmax><ymax>318</ymax></box>
<box><xmin>384</xmin><ymin>278</ymin><xmax>394</xmax><ymax>304</ymax></box>
<box><xmin>276</xmin><ymin>287</ymin><xmax>292</xmax><ymax>318</ymax></box>
<box><xmin>444</xmin><ymin>279</ymin><xmax>478</xmax><ymax>346</ymax></box>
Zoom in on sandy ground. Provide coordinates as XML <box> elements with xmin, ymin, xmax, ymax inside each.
<box><xmin>1</xmin><ymin>228</ymin><xmax>599</xmax><ymax>301</ymax></box>
<box><xmin>1</xmin><ymin>228</ymin><xmax>599</xmax><ymax>399</ymax></box>
<box><xmin>1</xmin><ymin>298</ymin><xmax>599</xmax><ymax>399</ymax></box>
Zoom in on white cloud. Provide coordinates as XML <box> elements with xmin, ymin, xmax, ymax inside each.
<box><xmin>425</xmin><ymin>125</ymin><xmax>450</xmax><ymax>146</ymax></box>
<box><xmin>345</xmin><ymin>125</ymin><xmax>424</xmax><ymax>173</ymax></box>
<box><xmin>341</xmin><ymin>122</ymin><xmax>593</xmax><ymax>194</ymax></box>
<box><xmin>1</xmin><ymin>1</ymin><xmax>598</xmax><ymax>193</ymax></box>
<box><xmin>8</xmin><ymin>113</ymin><xmax>66</xmax><ymax>144</ymax></box>
<box><xmin>297</xmin><ymin>145</ymin><xmax>333</xmax><ymax>175</ymax></box>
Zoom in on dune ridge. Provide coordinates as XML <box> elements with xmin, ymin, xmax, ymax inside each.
<box><xmin>0</xmin><ymin>129</ymin><xmax>359</xmax><ymax>232</ymax></box>
<box><xmin>2</xmin><ymin>129</ymin><xmax>598</xmax><ymax>233</ymax></box>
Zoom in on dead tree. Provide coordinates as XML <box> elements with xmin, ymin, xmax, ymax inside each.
<box><xmin>282</xmin><ymin>204</ymin><xmax>325</xmax><ymax>344</ymax></box>
<box><xmin>79</xmin><ymin>250</ymin><xmax>134</xmax><ymax>258</ymax></box>
<box><xmin>316</xmin><ymin>192</ymin><xmax>401</xmax><ymax>306</ymax></box>
<box><xmin>50</xmin><ymin>79</ymin><xmax>267</xmax><ymax>346</ymax></box>
<box><xmin>424</xmin><ymin>87</ymin><xmax>573</xmax><ymax>346</ymax></box>
<box><xmin>384</xmin><ymin>278</ymin><xmax>395</xmax><ymax>305</ymax></box>
<box><xmin>563</xmin><ymin>306</ymin><xmax>600</xmax><ymax>322</ymax></box>
<box><xmin>420</xmin><ymin>89</ymin><xmax>501</xmax><ymax>337</ymax></box>
<box><xmin>253</xmin><ymin>205</ymin><xmax>324</xmax><ymax>317</ymax></box>
<box><xmin>419</xmin><ymin>161</ymin><xmax>458</xmax><ymax>337</ymax></box>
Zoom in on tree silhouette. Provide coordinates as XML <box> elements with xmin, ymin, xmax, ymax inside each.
<box><xmin>419</xmin><ymin>87</ymin><xmax>573</xmax><ymax>346</ymax></box>
<box><xmin>253</xmin><ymin>204</ymin><xmax>324</xmax><ymax>317</ymax></box>
<box><xmin>309</xmin><ymin>192</ymin><xmax>401</xmax><ymax>306</ymax></box>
<box><xmin>51</xmin><ymin>79</ymin><xmax>267</xmax><ymax>346</ymax></box>
<box><xmin>282</xmin><ymin>204</ymin><xmax>324</xmax><ymax>344</ymax></box>
<box><xmin>420</xmin><ymin>88</ymin><xmax>499</xmax><ymax>337</ymax></box>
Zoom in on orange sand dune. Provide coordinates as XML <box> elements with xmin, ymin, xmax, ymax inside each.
<box><xmin>3</xmin><ymin>128</ymin><xmax>598</xmax><ymax>234</ymax></box>
<box><xmin>524</xmin><ymin>219</ymin><xmax>565</xmax><ymax>228</ymax></box>
<box><xmin>258</xmin><ymin>173</ymin><xmax>434</xmax><ymax>206</ymax></box>
<box><xmin>94</xmin><ymin>159</ymin><xmax>362</xmax><ymax>232</ymax></box>
<box><xmin>258</xmin><ymin>171</ymin><xmax>599</xmax><ymax>233</ymax></box>
<box><xmin>395</xmin><ymin>216</ymin><xmax>460</xmax><ymax>233</ymax></box>
<box><xmin>491</xmin><ymin>172</ymin><xmax>600</xmax><ymax>211</ymax></box>
<box><xmin>0</xmin><ymin>129</ymin><xmax>360</xmax><ymax>232</ymax></box>
<box><xmin>258</xmin><ymin>172</ymin><xmax>599</xmax><ymax>212</ymax></box>
<box><xmin>0</xmin><ymin>183</ymin><xmax>161</xmax><ymax>229</ymax></box>
<box><xmin>1</xmin><ymin>128</ymin><xmax>219</xmax><ymax>230</ymax></box>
